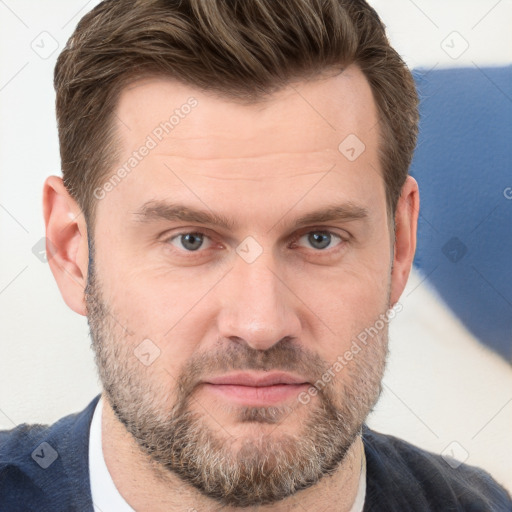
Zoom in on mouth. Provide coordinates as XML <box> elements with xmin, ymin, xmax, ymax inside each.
<box><xmin>201</xmin><ymin>371</ymin><xmax>310</xmax><ymax>406</ymax></box>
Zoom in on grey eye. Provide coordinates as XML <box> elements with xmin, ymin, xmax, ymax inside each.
<box><xmin>298</xmin><ymin>231</ymin><xmax>342</xmax><ymax>250</ymax></box>
<box><xmin>171</xmin><ymin>232</ymin><xmax>206</xmax><ymax>251</ymax></box>
<box><xmin>309</xmin><ymin>232</ymin><xmax>331</xmax><ymax>249</ymax></box>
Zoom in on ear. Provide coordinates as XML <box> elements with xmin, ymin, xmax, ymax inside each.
<box><xmin>390</xmin><ymin>176</ymin><xmax>419</xmax><ymax>305</ymax></box>
<box><xmin>42</xmin><ymin>176</ymin><xmax>89</xmax><ymax>316</ymax></box>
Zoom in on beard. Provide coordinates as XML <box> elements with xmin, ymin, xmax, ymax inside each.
<box><xmin>85</xmin><ymin>249</ymin><xmax>388</xmax><ymax>507</ymax></box>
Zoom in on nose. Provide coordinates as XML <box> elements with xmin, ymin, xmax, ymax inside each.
<box><xmin>215</xmin><ymin>250</ymin><xmax>302</xmax><ymax>351</ymax></box>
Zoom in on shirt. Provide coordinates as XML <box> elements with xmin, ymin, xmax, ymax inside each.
<box><xmin>89</xmin><ymin>397</ymin><xmax>135</xmax><ymax>512</ymax></box>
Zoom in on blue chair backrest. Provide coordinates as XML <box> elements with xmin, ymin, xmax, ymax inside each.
<box><xmin>411</xmin><ymin>66</ymin><xmax>512</xmax><ymax>360</ymax></box>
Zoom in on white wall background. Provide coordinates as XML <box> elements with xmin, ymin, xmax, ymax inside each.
<box><xmin>1</xmin><ymin>0</ymin><xmax>511</xmax><ymax>491</ymax></box>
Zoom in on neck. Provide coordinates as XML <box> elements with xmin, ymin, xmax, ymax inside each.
<box><xmin>101</xmin><ymin>393</ymin><xmax>364</xmax><ymax>512</ymax></box>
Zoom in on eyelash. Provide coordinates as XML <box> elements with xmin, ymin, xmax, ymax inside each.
<box><xmin>163</xmin><ymin>228</ymin><xmax>347</xmax><ymax>258</ymax></box>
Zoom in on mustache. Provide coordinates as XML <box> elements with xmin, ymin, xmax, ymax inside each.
<box><xmin>174</xmin><ymin>339</ymin><xmax>330</xmax><ymax>402</ymax></box>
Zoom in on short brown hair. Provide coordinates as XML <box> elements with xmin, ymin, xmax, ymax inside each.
<box><xmin>54</xmin><ymin>0</ymin><xmax>419</xmax><ymax>231</ymax></box>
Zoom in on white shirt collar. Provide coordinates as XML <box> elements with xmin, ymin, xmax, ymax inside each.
<box><xmin>88</xmin><ymin>397</ymin><xmax>366</xmax><ymax>511</ymax></box>
<box><xmin>89</xmin><ymin>396</ymin><xmax>136</xmax><ymax>512</ymax></box>
<box><xmin>350</xmin><ymin>439</ymin><xmax>367</xmax><ymax>512</ymax></box>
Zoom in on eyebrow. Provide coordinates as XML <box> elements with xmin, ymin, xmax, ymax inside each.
<box><xmin>132</xmin><ymin>200</ymin><xmax>368</xmax><ymax>232</ymax></box>
<box><xmin>133</xmin><ymin>201</ymin><xmax>236</xmax><ymax>230</ymax></box>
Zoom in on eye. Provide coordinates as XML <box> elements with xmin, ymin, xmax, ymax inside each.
<box><xmin>167</xmin><ymin>232</ymin><xmax>211</xmax><ymax>252</ymax></box>
<box><xmin>293</xmin><ymin>230</ymin><xmax>344</xmax><ymax>251</ymax></box>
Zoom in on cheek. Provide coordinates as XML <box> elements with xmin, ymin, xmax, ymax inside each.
<box><xmin>103</xmin><ymin>268</ymin><xmax>216</xmax><ymax>369</ymax></box>
<box><xmin>294</xmin><ymin>253</ymin><xmax>390</xmax><ymax>317</ymax></box>
<box><xmin>289</xmin><ymin>252</ymin><xmax>391</xmax><ymax>365</ymax></box>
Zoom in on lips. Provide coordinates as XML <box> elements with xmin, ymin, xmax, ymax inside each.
<box><xmin>201</xmin><ymin>371</ymin><xmax>310</xmax><ymax>406</ymax></box>
<box><xmin>204</xmin><ymin>371</ymin><xmax>308</xmax><ymax>387</ymax></box>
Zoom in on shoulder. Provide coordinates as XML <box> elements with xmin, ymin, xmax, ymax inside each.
<box><xmin>0</xmin><ymin>395</ymin><xmax>101</xmax><ymax>512</ymax></box>
<box><xmin>0</xmin><ymin>421</ymin><xmax>58</xmax><ymax>510</ymax></box>
<box><xmin>362</xmin><ymin>425</ymin><xmax>512</xmax><ymax>511</ymax></box>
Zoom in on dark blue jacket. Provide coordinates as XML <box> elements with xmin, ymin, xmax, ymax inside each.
<box><xmin>1</xmin><ymin>394</ymin><xmax>511</xmax><ymax>511</ymax></box>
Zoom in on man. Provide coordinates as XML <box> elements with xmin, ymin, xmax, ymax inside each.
<box><xmin>1</xmin><ymin>0</ymin><xmax>510</xmax><ymax>510</ymax></box>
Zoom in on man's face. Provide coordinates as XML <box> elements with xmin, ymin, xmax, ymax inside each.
<box><xmin>86</xmin><ymin>65</ymin><xmax>394</xmax><ymax>506</ymax></box>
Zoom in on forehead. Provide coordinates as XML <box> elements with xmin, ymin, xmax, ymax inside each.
<box><xmin>96</xmin><ymin>65</ymin><xmax>384</xmax><ymax>228</ymax></box>
<box><xmin>114</xmin><ymin>64</ymin><xmax>378</xmax><ymax>164</ymax></box>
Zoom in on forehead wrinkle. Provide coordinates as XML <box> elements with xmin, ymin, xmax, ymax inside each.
<box><xmin>149</xmin><ymin>147</ymin><xmax>340</xmax><ymax>163</ymax></box>
<box><xmin>175</xmin><ymin>168</ymin><xmax>332</xmax><ymax>182</ymax></box>
<box><xmin>149</xmin><ymin>153</ymin><xmax>339</xmax><ymax>183</ymax></box>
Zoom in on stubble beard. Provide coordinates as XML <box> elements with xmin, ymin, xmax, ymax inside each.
<box><xmin>85</xmin><ymin>256</ymin><xmax>388</xmax><ymax>507</ymax></box>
